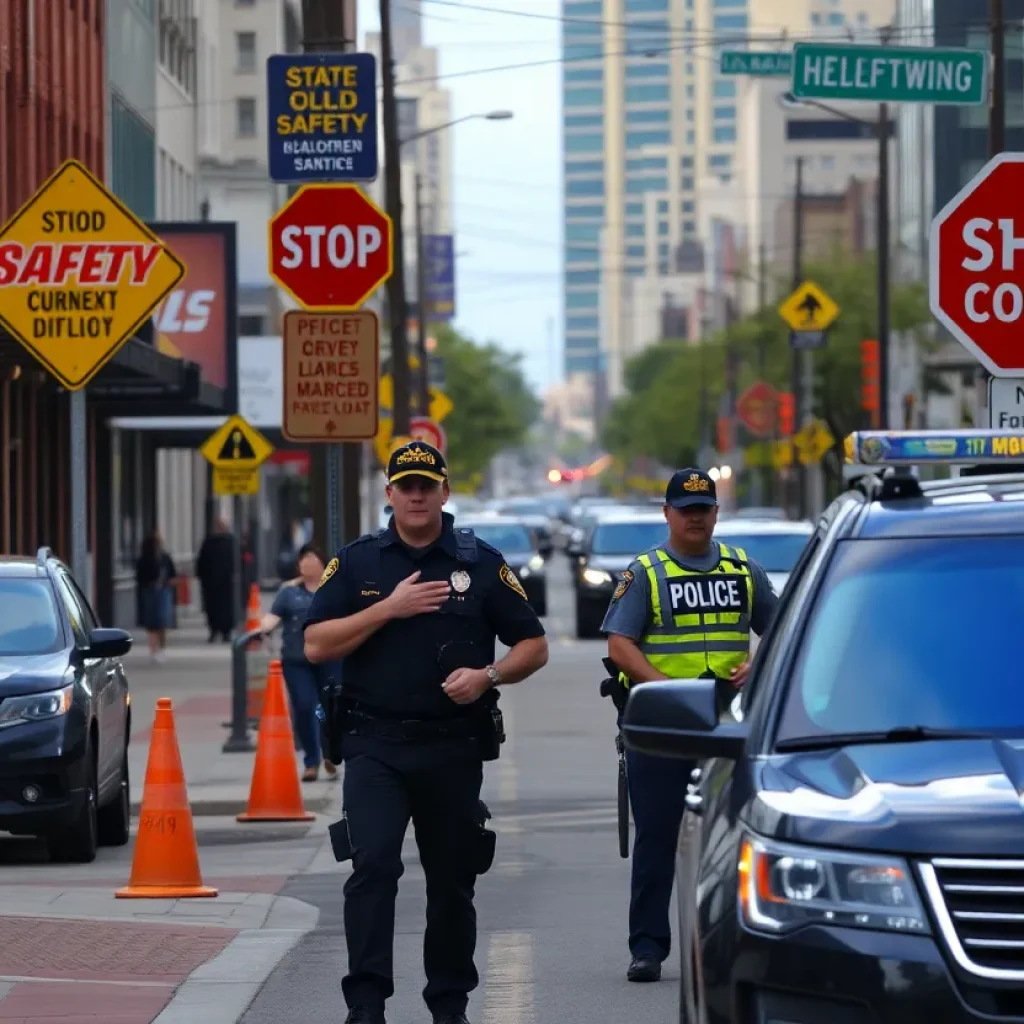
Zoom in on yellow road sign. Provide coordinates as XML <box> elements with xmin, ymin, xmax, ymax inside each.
<box><xmin>0</xmin><ymin>159</ymin><xmax>185</xmax><ymax>390</ymax></box>
<box><xmin>212</xmin><ymin>466</ymin><xmax>261</xmax><ymax>496</ymax></box>
<box><xmin>793</xmin><ymin>418</ymin><xmax>835</xmax><ymax>464</ymax></box>
<box><xmin>378</xmin><ymin>374</ymin><xmax>453</xmax><ymax>424</ymax></box>
<box><xmin>778</xmin><ymin>280</ymin><xmax>840</xmax><ymax>333</ymax></box>
<box><xmin>200</xmin><ymin>414</ymin><xmax>275</xmax><ymax>469</ymax></box>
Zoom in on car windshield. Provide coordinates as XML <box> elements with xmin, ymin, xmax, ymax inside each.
<box><xmin>591</xmin><ymin>521</ymin><xmax>667</xmax><ymax>555</ymax></box>
<box><xmin>777</xmin><ymin>538</ymin><xmax>1024</xmax><ymax>741</ymax></box>
<box><xmin>466</xmin><ymin>524</ymin><xmax>534</xmax><ymax>553</ymax></box>
<box><xmin>715</xmin><ymin>532</ymin><xmax>811</xmax><ymax>572</ymax></box>
<box><xmin>0</xmin><ymin>578</ymin><xmax>63</xmax><ymax>655</ymax></box>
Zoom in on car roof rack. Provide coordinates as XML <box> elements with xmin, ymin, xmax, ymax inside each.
<box><xmin>35</xmin><ymin>546</ymin><xmax>52</xmax><ymax>567</ymax></box>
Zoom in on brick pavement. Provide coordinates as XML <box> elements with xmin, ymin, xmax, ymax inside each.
<box><xmin>0</xmin><ymin>917</ymin><xmax>237</xmax><ymax>1022</ymax></box>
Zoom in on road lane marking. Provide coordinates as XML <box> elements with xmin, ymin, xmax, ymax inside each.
<box><xmin>483</xmin><ymin>931</ymin><xmax>534</xmax><ymax>1024</ymax></box>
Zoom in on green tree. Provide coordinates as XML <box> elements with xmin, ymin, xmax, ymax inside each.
<box><xmin>433</xmin><ymin>324</ymin><xmax>540</xmax><ymax>483</ymax></box>
<box><xmin>602</xmin><ymin>249</ymin><xmax>932</xmax><ymax>470</ymax></box>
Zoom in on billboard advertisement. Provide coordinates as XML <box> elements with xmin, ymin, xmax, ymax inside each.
<box><xmin>424</xmin><ymin>233</ymin><xmax>455</xmax><ymax>322</ymax></box>
<box><xmin>147</xmin><ymin>221</ymin><xmax>238</xmax><ymax>411</ymax></box>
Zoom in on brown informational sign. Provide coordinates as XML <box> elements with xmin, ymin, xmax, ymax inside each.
<box><xmin>282</xmin><ymin>310</ymin><xmax>380</xmax><ymax>441</ymax></box>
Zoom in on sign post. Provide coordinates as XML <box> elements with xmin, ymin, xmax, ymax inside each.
<box><xmin>930</xmin><ymin>151</ymin><xmax>1024</xmax><ymax>429</ymax></box>
<box><xmin>0</xmin><ymin>159</ymin><xmax>184</xmax><ymax>595</ymax></box>
<box><xmin>791</xmin><ymin>43</ymin><xmax>989</xmax><ymax>105</ymax></box>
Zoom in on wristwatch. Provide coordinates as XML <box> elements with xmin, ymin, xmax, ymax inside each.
<box><xmin>485</xmin><ymin>664</ymin><xmax>501</xmax><ymax>687</ymax></box>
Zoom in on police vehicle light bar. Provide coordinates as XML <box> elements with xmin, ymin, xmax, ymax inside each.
<box><xmin>845</xmin><ymin>430</ymin><xmax>1024</xmax><ymax>466</ymax></box>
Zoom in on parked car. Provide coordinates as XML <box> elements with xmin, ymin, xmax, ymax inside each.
<box><xmin>454</xmin><ymin>516</ymin><xmax>547</xmax><ymax>616</ymax></box>
<box><xmin>0</xmin><ymin>548</ymin><xmax>134</xmax><ymax>863</ymax></box>
<box><xmin>489</xmin><ymin>499</ymin><xmax>557</xmax><ymax>558</ymax></box>
<box><xmin>713</xmin><ymin>517</ymin><xmax>814</xmax><ymax>594</ymax></box>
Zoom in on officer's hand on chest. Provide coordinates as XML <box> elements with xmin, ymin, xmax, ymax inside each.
<box><xmin>383</xmin><ymin>570</ymin><xmax>452</xmax><ymax>619</ymax></box>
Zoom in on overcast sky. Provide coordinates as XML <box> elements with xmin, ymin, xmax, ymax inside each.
<box><xmin>356</xmin><ymin>0</ymin><xmax>562</xmax><ymax>395</ymax></box>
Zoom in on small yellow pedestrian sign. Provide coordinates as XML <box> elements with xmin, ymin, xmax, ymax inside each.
<box><xmin>778</xmin><ymin>281</ymin><xmax>840</xmax><ymax>332</ymax></box>
<box><xmin>200</xmin><ymin>414</ymin><xmax>274</xmax><ymax>468</ymax></box>
<box><xmin>793</xmin><ymin>418</ymin><xmax>835</xmax><ymax>464</ymax></box>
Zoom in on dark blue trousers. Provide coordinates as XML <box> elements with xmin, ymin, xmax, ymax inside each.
<box><xmin>625</xmin><ymin>745</ymin><xmax>695</xmax><ymax>962</ymax></box>
<box><xmin>281</xmin><ymin>659</ymin><xmax>322</xmax><ymax>768</ymax></box>
<box><xmin>340</xmin><ymin>733</ymin><xmax>484</xmax><ymax>1016</ymax></box>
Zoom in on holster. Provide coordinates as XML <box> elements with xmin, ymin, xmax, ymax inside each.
<box><xmin>473</xmin><ymin>799</ymin><xmax>497</xmax><ymax>874</ymax></box>
<box><xmin>475</xmin><ymin>691</ymin><xmax>505</xmax><ymax>762</ymax></box>
<box><xmin>328</xmin><ymin>814</ymin><xmax>353</xmax><ymax>863</ymax></box>
<box><xmin>600</xmin><ymin>657</ymin><xmax>629</xmax><ymax>713</ymax></box>
<box><xmin>318</xmin><ymin>675</ymin><xmax>351</xmax><ymax>765</ymax></box>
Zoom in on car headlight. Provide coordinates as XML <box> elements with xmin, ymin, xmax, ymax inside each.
<box><xmin>527</xmin><ymin>554</ymin><xmax>544</xmax><ymax>572</ymax></box>
<box><xmin>738</xmin><ymin>834</ymin><xmax>929</xmax><ymax>935</ymax></box>
<box><xmin>0</xmin><ymin>684</ymin><xmax>74</xmax><ymax>730</ymax></box>
<box><xmin>582</xmin><ymin>568</ymin><xmax>612</xmax><ymax>586</ymax></box>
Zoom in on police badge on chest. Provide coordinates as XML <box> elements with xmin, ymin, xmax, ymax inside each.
<box><xmin>668</xmin><ymin>574</ymin><xmax>748</xmax><ymax>614</ymax></box>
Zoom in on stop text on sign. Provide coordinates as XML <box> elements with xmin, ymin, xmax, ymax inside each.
<box><xmin>960</xmin><ymin>218</ymin><xmax>1024</xmax><ymax>324</ymax></box>
<box><xmin>277</xmin><ymin>224</ymin><xmax>382</xmax><ymax>270</ymax></box>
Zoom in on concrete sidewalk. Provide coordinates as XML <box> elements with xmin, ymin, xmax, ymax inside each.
<box><xmin>0</xmin><ymin>615</ymin><xmax>343</xmax><ymax>1022</ymax></box>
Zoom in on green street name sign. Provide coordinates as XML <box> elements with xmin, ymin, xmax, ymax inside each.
<box><xmin>791</xmin><ymin>42</ymin><xmax>988</xmax><ymax>105</ymax></box>
<box><xmin>720</xmin><ymin>51</ymin><xmax>792</xmax><ymax>77</ymax></box>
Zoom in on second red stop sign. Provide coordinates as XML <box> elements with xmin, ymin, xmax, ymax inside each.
<box><xmin>269</xmin><ymin>184</ymin><xmax>394</xmax><ymax>310</ymax></box>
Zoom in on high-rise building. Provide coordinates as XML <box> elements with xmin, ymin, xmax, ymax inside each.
<box><xmin>391</xmin><ymin>0</ymin><xmax>424</xmax><ymax>64</ymax></box>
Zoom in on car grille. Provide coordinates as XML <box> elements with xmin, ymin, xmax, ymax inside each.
<box><xmin>920</xmin><ymin>858</ymin><xmax>1024</xmax><ymax>979</ymax></box>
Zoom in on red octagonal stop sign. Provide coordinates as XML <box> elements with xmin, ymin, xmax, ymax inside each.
<box><xmin>269</xmin><ymin>184</ymin><xmax>393</xmax><ymax>311</ymax></box>
<box><xmin>930</xmin><ymin>152</ymin><xmax>1024</xmax><ymax>377</ymax></box>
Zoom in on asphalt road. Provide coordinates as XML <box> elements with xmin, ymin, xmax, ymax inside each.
<box><xmin>241</xmin><ymin>555</ymin><xmax>680</xmax><ymax>1024</ymax></box>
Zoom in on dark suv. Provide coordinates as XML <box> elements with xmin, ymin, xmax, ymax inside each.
<box><xmin>0</xmin><ymin>548</ymin><xmax>133</xmax><ymax>863</ymax></box>
<box><xmin>622</xmin><ymin>431</ymin><xmax>1024</xmax><ymax>1024</ymax></box>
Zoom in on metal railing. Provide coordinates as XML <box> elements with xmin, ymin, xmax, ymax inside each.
<box><xmin>223</xmin><ymin>628</ymin><xmax>265</xmax><ymax>753</ymax></box>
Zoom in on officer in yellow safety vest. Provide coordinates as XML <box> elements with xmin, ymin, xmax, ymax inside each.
<box><xmin>601</xmin><ymin>467</ymin><xmax>779</xmax><ymax>984</ymax></box>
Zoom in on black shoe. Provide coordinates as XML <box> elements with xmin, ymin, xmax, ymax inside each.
<box><xmin>627</xmin><ymin>956</ymin><xmax>661</xmax><ymax>982</ymax></box>
<box><xmin>345</xmin><ymin>1009</ymin><xmax>385</xmax><ymax>1024</ymax></box>
<box><xmin>433</xmin><ymin>1015</ymin><xmax>470</xmax><ymax>1024</ymax></box>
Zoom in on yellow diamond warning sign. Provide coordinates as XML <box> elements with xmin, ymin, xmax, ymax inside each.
<box><xmin>200</xmin><ymin>414</ymin><xmax>275</xmax><ymax>469</ymax></box>
<box><xmin>0</xmin><ymin>159</ymin><xmax>186</xmax><ymax>390</ymax></box>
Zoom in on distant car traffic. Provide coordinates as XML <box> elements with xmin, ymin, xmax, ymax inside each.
<box><xmin>713</xmin><ymin>517</ymin><xmax>814</xmax><ymax>594</ymax></box>
<box><xmin>622</xmin><ymin>430</ymin><xmax>1024</xmax><ymax>1024</ymax></box>
<box><xmin>488</xmin><ymin>499</ymin><xmax>557</xmax><ymax>557</ymax></box>
<box><xmin>454</xmin><ymin>516</ymin><xmax>547</xmax><ymax>616</ymax></box>
<box><xmin>0</xmin><ymin>548</ymin><xmax>134</xmax><ymax>863</ymax></box>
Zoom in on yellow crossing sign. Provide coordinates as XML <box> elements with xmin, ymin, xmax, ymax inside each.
<box><xmin>778</xmin><ymin>280</ymin><xmax>840</xmax><ymax>332</ymax></box>
<box><xmin>793</xmin><ymin>418</ymin><xmax>835</xmax><ymax>464</ymax></box>
<box><xmin>200</xmin><ymin>414</ymin><xmax>275</xmax><ymax>468</ymax></box>
<box><xmin>375</xmin><ymin>375</ymin><xmax>454</xmax><ymax>468</ymax></box>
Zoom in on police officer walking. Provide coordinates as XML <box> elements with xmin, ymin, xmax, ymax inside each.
<box><xmin>601</xmin><ymin>468</ymin><xmax>778</xmax><ymax>983</ymax></box>
<box><xmin>304</xmin><ymin>441</ymin><xmax>549</xmax><ymax>1024</ymax></box>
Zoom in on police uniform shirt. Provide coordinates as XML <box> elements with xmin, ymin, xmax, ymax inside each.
<box><xmin>304</xmin><ymin>512</ymin><xmax>545</xmax><ymax>720</ymax></box>
<box><xmin>600</xmin><ymin>542</ymin><xmax>779</xmax><ymax>641</ymax></box>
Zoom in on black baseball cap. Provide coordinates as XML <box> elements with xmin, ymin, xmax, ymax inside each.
<box><xmin>387</xmin><ymin>441</ymin><xmax>448</xmax><ymax>484</ymax></box>
<box><xmin>665</xmin><ymin>467</ymin><xmax>718</xmax><ymax>509</ymax></box>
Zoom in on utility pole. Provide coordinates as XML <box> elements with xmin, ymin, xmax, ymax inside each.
<box><xmin>414</xmin><ymin>172</ymin><xmax>430</xmax><ymax>415</ymax></box>
<box><xmin>757</xmin><ymin>241</ymin><xmax>772</xmax><ymax>505</ymax></box>
<box><xmin>380</xmin><ymin>0</ymin><xmax>412</xmax><ymax>436</ymax></box>
<box><xmin>991</xmin><ymin>0</ymin><xmax>1006</xmax><ymax>156</ymax></box>
<box><xmin>791</xmin><ymin>155</ymin><xmax>806</xmax><ymax>519</ymax></box>
<box><xmin>301</xmin><ymin>0</ymin><xmax>361</xmax><ymax>552</ymax></box>
<box><xmin>877</xmin><ymin>102</ymin><xmax>891</xmax><ymax>431</ymax></box>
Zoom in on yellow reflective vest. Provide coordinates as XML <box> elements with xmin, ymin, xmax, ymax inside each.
<box><xmin>620</xmin><ymin>542</ymin><xmax>753</xmax><ymax>686</ymax></box>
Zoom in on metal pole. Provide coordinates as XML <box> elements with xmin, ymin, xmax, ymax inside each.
<box><xmin>415</xmin><ymin>172</ymin><xmax>430</xmax><ymax>415</ymax></box>
<box><xmin>791</xmin><ymin>156</ymin><xmax>806</xmax><ymax>519</ymax></box>
<box><xmin>991</xmin><ymin>0</ymin><xmax>1006</xmax><ymax>156</ymax></box>
<box><xmin>877</xmin><ymin>103</ymin><xmax>891</xmax><ymax>431</ymax></box>
<box><xmin>380</xmin><ymin>0</ymin><xmax>412</xmax><ymax>436</ymax></box>
<box><xmin>233</xmin><ymin>494</ymin><xmax>245</xmax><ymax>630</ymax></box>
<box><xmin>326</xmin><ymin>444</ymin><xmax>342</xmax><ymax>553</ymax></box>
<box><xmin>224</xmin><ymin>631</ymin><xmax>257</xmax><ymax>752</ymax></box>
<box><xmin>70</xmin><ymin>390</ymin><xmax>89</xmax><ymax>595</ymax></box>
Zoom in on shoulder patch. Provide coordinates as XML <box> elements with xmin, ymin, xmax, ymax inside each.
<box><xmin>319</xmin><ymin>557</ymin><xmax>339</xmax><ymax>587</ymax></box>
<box><xmin>613</xmin><ymin>569</ymin><xmax>634</xmax><ymax>601</ymax></box>
<box><xmin>499</xmin><ymin>563</ymin><xmax>528</xmax><ymax>600</ymax></box>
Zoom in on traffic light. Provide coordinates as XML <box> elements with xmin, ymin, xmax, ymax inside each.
<box><xmin>861</xmin><ymin>340</ymin><xmax>880</xmax><ymax>428</ymax></box>
<box><xmin>777</xmin><ymin>392</ymin><xmax>795</xmax><ymax>437</ymax></box>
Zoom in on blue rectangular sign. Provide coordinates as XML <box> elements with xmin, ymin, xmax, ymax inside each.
<box><xmin>266</xmin><ymin>52</ymin><xmax>378</xmax><ymax>183</ymax></box>
<box><xmin>424</xmin><ymin>235</ymin><xmax>455</xmax><ymax>322</ymax></box>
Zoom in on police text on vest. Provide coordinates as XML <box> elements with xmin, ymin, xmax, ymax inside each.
<box><xmin>669</xmin><ymin>576</ymin><xmax>747</xmax><ymax>613</ymax></box>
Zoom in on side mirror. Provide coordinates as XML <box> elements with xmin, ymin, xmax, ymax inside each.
<box><xmin>621</xmin><ymin>679</ymin><xmax>748</xmax><ymax>761</ymax></box>
<box><xmin>84</xmin><ymin>627</ymin><xmax>133</xmax><ymax>659</ymax></box>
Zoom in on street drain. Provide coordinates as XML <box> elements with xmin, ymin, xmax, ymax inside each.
<box><xmin>196</xmin><ymin>826</ymin><xmax>313</xmax><ymax>846</ymax></box>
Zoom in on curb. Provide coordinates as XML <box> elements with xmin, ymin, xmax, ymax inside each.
<box><xmin>131</xmin><ymin>795</ymin><xmax>334</xmax><ymax>817</ymax></box>
<box><xmin>150</xmin><ymin>927</ymin><xmax>314</xmax><ymax>1024</ymax></box>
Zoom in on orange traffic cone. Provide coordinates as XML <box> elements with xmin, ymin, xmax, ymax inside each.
<box><xmin>245</xmin><ymin>583</ymin><xmax>261</xmax><ymax>649</ymax></box>
<box><xmin>237</xmin><ymin>661</ymin><xmax>316</xmax><ymax>823</ymax></box>
<box><xmin>116</xmin><ymin>698</ymin><xmax>217</xmax><ymax>899</ymax></box>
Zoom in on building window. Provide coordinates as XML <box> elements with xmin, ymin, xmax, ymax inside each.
<box><xmin>626</xmin><ymin>129</ymin><xmax>670</xmax><ymax>147</ymax></box>
<box><xmin>564</xmin><ymin>114</ymin><xmax>603</xmax><ymax>128</ymax></box>
<box><xmin>713</xmin><ymin>80</ymin><xmax>736</xmax><ymax>98</ymax></box>
<box><xmin>709</xmin><ymin>154</ymin><xmax>731</xmax><ymax>169</ymax></box>
<box><xmin>627</xmin><ymin>245</ymin><xmax>646</xmax><ymax>258</ymax></box>
<box><xmin>567</xmin><ymin>245</ymin><xmax>600</xmax><ymax>263</ymax></box>
<box><xmin>625</xmin><ymin>0</ymin><xmax>669</xmax><ymax>10</ymax></box>
<box><xmin>658</xmin><ymin>220</ymin><xmax>669</xmax><ymax>236</ymax></box>
<box><xmin>236</xmin><ymin>98</ymin><xmax>257</xmax><ymax>137</ymax></box>
<box><xmin>566</xmin><ymin>159</ymin><xmax>605</xmax><ymax>174</ymax></box>
<box><xmin>567</xmin><ymin>178</ymin><xmax>604</xmax><ymax>197</ymax></box>
<box><xmin>565</xmin><ymin>44</ymin><xmax>604</xmax><ymax>61</ymax></box>
<box><xmin>567</xmin><ymin>269</ymin><xmax>600</xmax><ymax>286</ymax></box>
<box><xmin>626</xmin><ymin>62</ymin><xmax>669</xmax><ymax>79</ymax></box>
<box><xmin>626</xmin><ymin>202</ymin><xmax>643</xmax><ymax>215</ymax></box>
<box><xmin>681</xmin><ymin>155</ymin><xmax>693</xmax><ymax>168</ymax></box>
<box><xmin>566</xmin><ymin>222</ymin><xmax>601</xmax><ymax>242</ymax></box>
<box><xmin>657</xmin><ymin>198</ymin><xmax>669</xmax><ymax>212</ymax></box>
<box><xmin>565</xmin><ymin>87</ymin><xmax>604</xmax><ymax>106</ymax></box>
<box><xmin>565</xmin><ymin>133</ymin><xmax>603</xmax><ymax>153</ymax></box>
<box><xmin>713</xmin><ymin>105</ymin><xmax>736</xmax><ymax>120</ymax></box>
<box><xmin>567</xmin><ymin>203</ymin><xmax>605</xmax><ymax>217</ymax></box>
<box><xmin>629</xmin><ymin>108</ymin><xmax>670</xmax><ymax>124</ymax></box>
<box><xmin>566</xmin><ymin>291</ymin><xmax>599</xmax><ymax>309</ymax></box>
<box><xmin>567</xmin><ymin>0</ymin><xmax>602</xmax><ymax>12</ymax></box>
<box><xmin>626</xmin><ymin>176</ymin><xmax>668</xmax><ymax>193</ymax></box>
<box><xmin>713</xmin><ymin>13</ymin><xmax>748</xmax><ymax>31</ymax></box>
<box><xmin>236</xmin><ymin>32</ymin><xmax>256</xmax><ymax>73</ymax></box>
<box><xmin>564</xmin><ymin>67</ymin><xmax>603</xmax><ymax>82</ymax></box>
<box><xmin>567</xmin><ymin>316</ymin><xmax>600</xmax><ymax>331</ymax></box>
<box><xmin>681</xmin><ymin>175</ymin><xmax>693</xmax><ymax>190</ymax></box>
<box><xmin>686</xmin><ymin>130</ymin><xmax>695</xmax><ymax>144</ymax></box>
<box><xmin>683</xmin><ymin>220</ymin><xmax>696</xmax><ymax>234</ymax></box>
<box><xmin>627</xmin><ymin>223</ymin><xmax>645</xmax><ymax>238</ymax></box>
<box><xmin>713</xmin><ymin>125</ymin><xmax>736</xmax><ymax>143</ymax></box>
<box><xmin>625</xmin><ymin>84</ymin><xmax>670</xmax><ymax>103</ymax></box>
<box><xmin>239</xmin><ymin>314</ymin><xmax>265</xmax><ymax>335</ymax></box>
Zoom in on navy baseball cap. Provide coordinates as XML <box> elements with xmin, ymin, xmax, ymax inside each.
<box><xmin>665</xmin><ymin>468</ymin><xmax>718</xmax><ymax>509</ymax></box>
<box><xmin>387</xmin><ymin>441</ymin><xmax>448</xmax><ymax>484</ymax></box>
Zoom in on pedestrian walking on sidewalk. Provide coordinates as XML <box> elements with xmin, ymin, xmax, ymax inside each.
<box><xmin>259</xmin><ymin>543</ymin><xmax>337</xmax><ymax>782</ymax></box>
<box><xmin>136</xmin><ymin>529</ymin><xmax>177</xmax><ymax>663</ymax></box>
<box><xmin>304</xmin><ymin>441</ymin><xmax>549</xmax><ymax>1024</ymax></box>
<box><xmin>196</xmin><ymin>517</ymin><xmax>237</xmax><ymax>642</ymax></box>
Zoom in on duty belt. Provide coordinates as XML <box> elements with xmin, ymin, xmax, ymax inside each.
<box><xmin>346</xmin><ymin>708</ymin><xmax>479</xmax><ymax>740</ymax></box>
